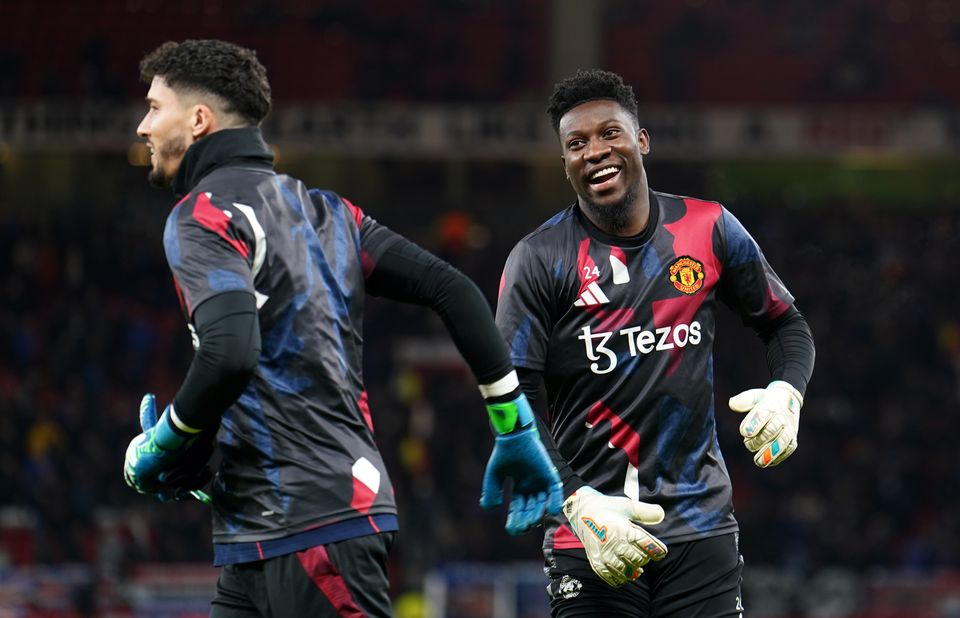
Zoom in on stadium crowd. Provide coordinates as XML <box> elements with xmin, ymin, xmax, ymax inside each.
<box><xmin>2</xmin><ymin>0</ymin><xmax>958</xmax><ymax>106</ymax></box>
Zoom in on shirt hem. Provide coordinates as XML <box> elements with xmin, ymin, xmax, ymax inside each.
<box><xmin>213</xmin><ymin>513</ymin><xmax>399</xmax><ymax>566</ymax></box>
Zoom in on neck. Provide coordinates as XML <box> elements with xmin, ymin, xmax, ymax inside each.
<box><xmin>579</xmin><ymin>178</ymin><xmax>650</xmax><ymax>237</ymax></box>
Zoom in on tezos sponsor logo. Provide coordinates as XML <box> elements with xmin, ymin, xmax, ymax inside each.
<box><xmin>578</xmin><ymin>321</ymin><xmax>702</xmax><ymax>374</ymax></box>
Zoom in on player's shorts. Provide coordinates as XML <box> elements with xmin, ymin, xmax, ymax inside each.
<box><xmin>210</xmin><ymin>532</ymin><xmax>395</xmax><ymax>617</ymax></box>
<box><xmin>546</xmin><ymin>532</ymin><xmax>744</xmax><ymax>617</ymax></box>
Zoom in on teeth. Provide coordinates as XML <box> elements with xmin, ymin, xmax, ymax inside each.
<box><xmin>590</xmin><ymin>166</ymin><xmax>619</xmax><ymax>180</ymax></box>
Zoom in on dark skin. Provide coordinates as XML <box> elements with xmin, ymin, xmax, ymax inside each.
<box><xmin>558</xmin><ymin>99</ymin><xmax>652</xmax><ymax>237</ymax></box>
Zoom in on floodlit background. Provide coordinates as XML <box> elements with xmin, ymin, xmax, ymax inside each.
<box><xmin>1</xmin><ymin>1</ymin><xmax>959</xmax><ymax>616</ymax></box>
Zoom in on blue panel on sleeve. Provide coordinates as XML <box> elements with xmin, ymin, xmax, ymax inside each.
<box><xmin>722</xmin><ymin>210</ymin><xmax>760</xmax><ymax>267</ymax></box>
<box><xmin>208</xmin><ymin>269</ymin><xmax>249</xmax><ymax>292</ymax></box>
<box><xmin>510</xmin><ymin>315</ymin><xmax>533</xmax><ymax>366</ymax></box>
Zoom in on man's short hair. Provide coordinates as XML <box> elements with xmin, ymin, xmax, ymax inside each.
<box><xmin>546</xmin><ymin>69</ymin><xmax>639</xmax><ymax>133</ymax></box>
<box><xmin>140</xmin><ymin>39</ymin><xmax>272</xmax><ymax>126</ymax></box>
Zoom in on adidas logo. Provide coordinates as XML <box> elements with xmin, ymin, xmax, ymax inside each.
<box><xmin>574</xmin><ymin>281</ymin><xmax>610</xmax><ymax>307</ymax></box>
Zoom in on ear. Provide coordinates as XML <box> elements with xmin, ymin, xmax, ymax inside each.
<box><xmin>637</xmin><ymin>128</ymin><xmax>650</xmax><ymax>156</ymax></box>
<box><xmin>190</xmin><ymin>103</ymin><xmax>220</xmax><ymax>139</ymax></box>
<box><xmin>560</xmin><ymin>155</ymin><xmax>569</xmax><ymax>180</ymax></box>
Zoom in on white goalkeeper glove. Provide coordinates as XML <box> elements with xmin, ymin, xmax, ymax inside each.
<box><xmin>728</xmin><ymin>380</ymin><xmax>803</xmax><ymax>468</ymax></box>
<box><xmin>562</xmin><ymin>486</ymin><xmax>668</xmax><ymax>587</ymax></box>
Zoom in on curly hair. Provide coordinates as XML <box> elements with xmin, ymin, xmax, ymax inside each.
<box><xmin>546</xmin><ymin>69</ymin><xmax>638</xmax><ymax>133</ymax></box>
<box><xmin>140</xmin><ymin>39</ymin><xmax>271</xmax><ymax>126</ymax></box>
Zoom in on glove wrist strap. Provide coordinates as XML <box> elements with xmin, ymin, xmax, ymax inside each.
<box><xmin>486</xmin><ymin>395</ymin><xmax>535</xmax><ymax>435</ymax></box>
<box><xmin>768</xmin><ymin>380</ymin><xmax>803</xmax><ymax>409</ymax></box>
<box><xmin>154</xmin><ymin>405</ymin><xmax>193</xmax><ymax>451</ymax></box>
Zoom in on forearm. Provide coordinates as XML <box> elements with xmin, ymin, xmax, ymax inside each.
<box><xmin>366</xmin><ymin>237</ymin><xmax>512</xmax><ymax>384</ymax></box>
<box><xmin>172</xmin><ymin>291</ymin><xmax>261</xmax><ymax>429</ymax></box>
<box><xmin>754</xmin><ymin>306</ymin><xmax>815</xmax><ymax>396</ymax></box>
<box><xmin>518</xmin><ymin>367</ymin><xmax>585</xmax><ymax>498</ymax></box>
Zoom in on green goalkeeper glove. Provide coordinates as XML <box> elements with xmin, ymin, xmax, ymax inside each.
<box><xmin>729</xmin><ymin>380</ymin><xmax>803</xmax><ymax>468</ymax></box>
<box><xmin>124</xmin><ymin>394</ymin><xmax>200</xmax><ymax>496</ymax></box>
<box><xmin>563</xmin><ymin>486</ymin><xmax>668</xmax><ymax>587</ymax></box>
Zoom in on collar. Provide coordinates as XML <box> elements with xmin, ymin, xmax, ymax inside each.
<box><xmin>172</xmin><ymin>127</ymin><xmax>275</xmax><ymax>199</ymax></box>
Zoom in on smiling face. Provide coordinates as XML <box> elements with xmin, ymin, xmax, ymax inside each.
<box><xmin>136</xmin><ymin>77</ymin><xmax>195</xmax><ymax>187</ymax></box>
<box><xmin>558</xmin><ymin>99</ymin><xmax>650</xmax><ymax>234</ymax></box>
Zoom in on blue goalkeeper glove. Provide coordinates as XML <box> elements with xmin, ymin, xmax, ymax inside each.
<box><xmin>479</xmin><ymin>393</ymin><xmax>563</xmax><ymax>535</ymax></box>
<box><xmin>124</xmin><ymin>394</ymin><xmax>208</xmax><ymax>502</ymax></box>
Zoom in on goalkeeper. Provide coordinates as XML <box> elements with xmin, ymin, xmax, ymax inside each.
<box><xmin>123</xmin><ymin>39</ymin><xmax>561</xmax><ymax>616</ymax></box>
<box><xmin>494</xmin><ymin>69</ymin><xmax>815</xmax><ymax>616</ymax></box>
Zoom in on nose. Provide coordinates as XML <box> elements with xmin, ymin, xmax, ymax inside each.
<box><xmin>583</xmin><ymin>138</ymin><xmax>611</xmax><ymax>162</ymax></box>
<box><xmin>136</xmin><ymin>115</ymin><xmax>150</xmax><ymax>138</ymax></box>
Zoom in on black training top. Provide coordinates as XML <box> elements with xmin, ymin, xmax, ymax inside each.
<box><xmin>496</xmin><ymin>190</ymin><xmax>806</xmax><ymax>550</ymax></box>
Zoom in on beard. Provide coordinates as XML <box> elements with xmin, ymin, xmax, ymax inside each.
<box><xmin>580</xmin><ymin>184</ymin><xmax>639</xmax><ymax>234</ymax></box>
<box><xmin>147</xmin><ymin>135</ymin><xmax>188</xmax><ymax>188</ymax></box>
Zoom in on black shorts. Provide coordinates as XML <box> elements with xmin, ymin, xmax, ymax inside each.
<box><xmin>210</xmin><ymin>532</ymin><xmax>395</xmax><ymax>618</ymax></box>
<box><xmin>546</xmin><ymin>532</ymin><xmax>744</xmax><ymax>618</ymax></box>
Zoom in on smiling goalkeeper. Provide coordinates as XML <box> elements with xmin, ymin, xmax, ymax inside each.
<box><xmin>495</xmin><ymin>69</ymin><xmax>815</xmax><ymax>617</ymax></box>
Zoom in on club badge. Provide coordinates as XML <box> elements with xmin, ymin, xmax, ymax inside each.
<box><xmin>669</xmin><ymin>256</ymin><xmax>705</xmax><ymax>295</ymax></box>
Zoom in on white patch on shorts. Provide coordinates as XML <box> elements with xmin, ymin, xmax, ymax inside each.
<box><xmin>558</xmin><ymin>574</ymin><xmax>582</xmax><ymax>599</ymax></box>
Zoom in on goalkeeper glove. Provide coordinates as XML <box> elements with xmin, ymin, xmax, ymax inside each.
<box><xmin>479</xmin><ymin>393</ymin><xmax>563</xmax><ymax>536</ymax></box>
<box><xmin>563</xmin><ymin>486</ymin><xmax>668</xmax><ymax>587</ymax></box>
<box><xmin>152</xmin><ymin>421</ymin><xmax>217</xmax><ymax>504</ymax></box>
<box><xmin>124</xmin><ymin>394</ymin><xmax>202</xmax><ymax>497</ymax></box>
<box><xmin>728</xmin><ymin>380</ymin><xmax>803</xmax><ymax>468</ymax></box>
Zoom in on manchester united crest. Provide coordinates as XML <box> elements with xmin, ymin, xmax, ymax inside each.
<box><xmin>669</xmin><ymin>256</ymin><xmax>705</xmax><ymax>295</ymax></box>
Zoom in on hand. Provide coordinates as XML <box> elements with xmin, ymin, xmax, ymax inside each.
<box><xmin>729</xmin><ymin>380</ymin><xmax>803</xmax><ymax>468</ymax></box>
<box><xmin>479</xmin><ymin>394</ymin><xmax>563</xmax><ymax>536</ymax></box>
<box><xmin>124</xmin><ymin>394</ymin><xmax>196</xmax><ymax>495</ymax></box>
<box><xmin>563</xmin><ymin>486</ymin><xmax>667</xmax><ymax>587</ymax></box>
<box><xmin>154</xmin><ymin>422</ymin><xmax>217</xmax><ymax>503</ymax></box>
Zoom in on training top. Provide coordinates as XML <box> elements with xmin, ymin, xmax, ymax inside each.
<box><xmin>164</xmin><ymin>128</ymin><xmax>404</xmax><ymax>565</ymax></box>
<box><xmin>495</xmin><ymin>190</ymin><xmax>795</xmax><ymax>549</ymax></box>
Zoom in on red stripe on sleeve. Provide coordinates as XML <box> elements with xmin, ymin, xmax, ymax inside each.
<box><xmin>342</xmin><ymin>197</ymin><xmax>364</xmax><ymax>227</ymax></box>
<box><xmin>765</xmin><ymin>284</ymin><xmax>791</xmax><ymax>320</ymax></box>
<box><xmin>360</xmin><ymin>249</ymin><xmax>376</xmax><ymax>279</ymax></box>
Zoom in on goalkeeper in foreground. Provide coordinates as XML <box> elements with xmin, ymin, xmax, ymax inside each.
<box><xmin>122</xmin><ymin>39</ymin><xmax>561</xmax><ymax>616</ymax></box>
<box><xmin>494</xmin><ymin>69</ymin><xmax>815</xmax><ymax>616</ymax></box>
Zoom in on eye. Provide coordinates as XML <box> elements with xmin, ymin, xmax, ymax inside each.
<box><xmin>567</xmin><ymin>138</ymin><xmax>585</xmax><ymax>150</ymax></box>
<box><xmin>603</xmin><ymin>127</ymin><xmax>620</xmax><ymax>139</ymax></box>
